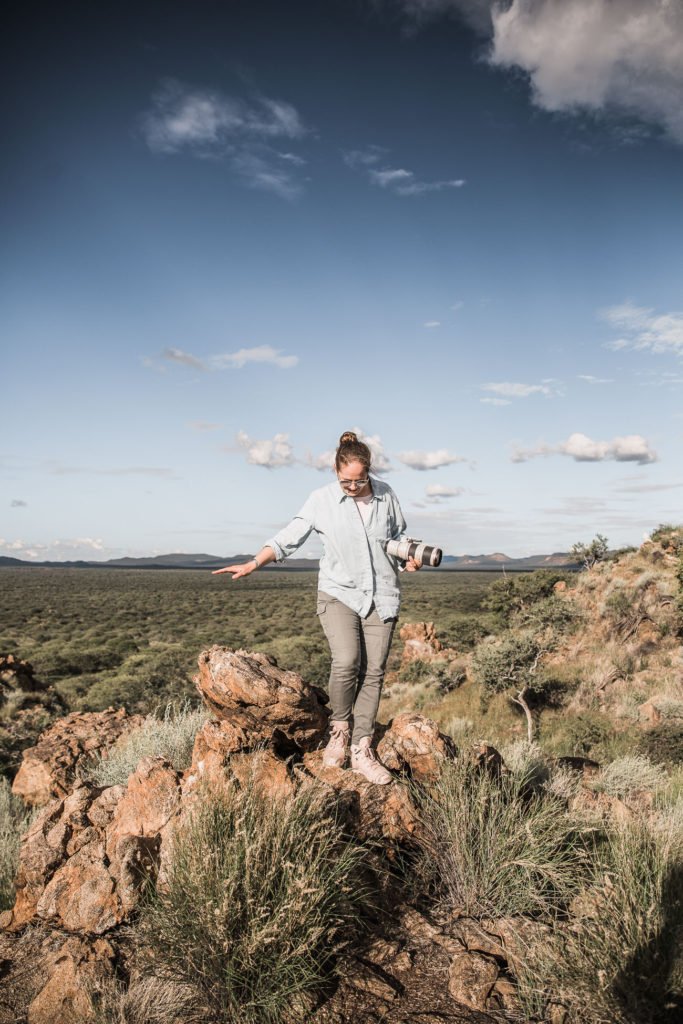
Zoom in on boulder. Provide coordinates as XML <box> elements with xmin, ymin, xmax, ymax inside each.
<box><xmin>26</xmin><ymin>935</ymin><xmax>115</xmax><ymax>1024</ymax></box>
<box><xmin>195</xmin><ymin>646</ymin><xmax>329</xmax><ymax>751</ymax></box>
<box><xmin>12</xmin><ymin>707</ymin><xmax>145</xmax><ymax>807</ymax></box>
<box><xmin>399</xmin><ymin>622</ymin><xmax>444</xmax><ymax>664</ymax></box>
<box><xmin>377</xmin><ymin>713</ymin><xmax>456</xmax><ymax>781</ymax></box>
<box><xmin>447</xmin><ymin>949</ymin><xmax>499</xmax><ymax>1010</ymax></box>
<box><xmin>300</xmin><ymin>751</ymin><xmax>419</xmax><ymax>847</ymax></box>
<box><xmin>3</xmin><ymin>757</ymin><xmax>182</xmax><ymax>935</ymax></box>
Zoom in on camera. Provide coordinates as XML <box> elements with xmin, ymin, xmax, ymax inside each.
<box><xmin>385</xmin><ymin>538</ymin><xmax>443</xmax><ymax>567</ymax></box>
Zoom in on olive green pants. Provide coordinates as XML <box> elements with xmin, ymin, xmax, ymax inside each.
<box><xmin>317</xmin><ymin>591</ymin><xmax>396</xmax><ymax>746</ymax></box>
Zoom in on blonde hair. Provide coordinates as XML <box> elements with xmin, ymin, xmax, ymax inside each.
<box><xmin>335</xmin><ymin>431</ymin><xmax>372</xmax><ymax>472</ymax></box>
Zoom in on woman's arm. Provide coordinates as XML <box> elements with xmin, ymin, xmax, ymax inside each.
<box><xmin>212</xmin><ymin>545</ymin><xmax>276</xmax><ymax>580</ymax></box>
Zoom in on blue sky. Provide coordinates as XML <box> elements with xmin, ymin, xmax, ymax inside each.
<box><xmin>2</xmin><ymin>0</ymin><xmax>682</xmax><ymax>561</ymax></box>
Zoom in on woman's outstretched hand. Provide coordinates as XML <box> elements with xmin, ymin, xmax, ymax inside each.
<box><xmin>212</xmin><ymin>562</ymin><xmax>256</xmax><ymax>580</ymax></box>
<box><xmin>405</xmin><ymin>557</ymin><xmax>421</xmax><ymax>572</ymax></box>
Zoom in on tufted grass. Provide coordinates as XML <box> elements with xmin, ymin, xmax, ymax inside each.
<box><xmin>0</xmin><ymin>777</ymin><xmax>32</xmax><ymax>911</ymax></box>
<box><xmin>139</xmin><ymin>769</ymin><xmax>366</xmax><ymax>1024</ymax></box>
<box><xmin>86</xmin><ymin>701</ymin><xmax>210</xmax><ymax>787</ymax></box>
<box><xmin>411</xmin><ymin>755</ymin><xmax>588</xmax><ymax>921</ymax></box>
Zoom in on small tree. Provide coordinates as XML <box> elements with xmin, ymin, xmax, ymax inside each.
<box><xmin>571</xmin><ymin>534</ymin><xmax>609</xmax><ymax>569</ymax></box>
<box><xmin>471</xmin><ymin>631</ymin><xmax>545</xmax><ymax>743</ymax></box>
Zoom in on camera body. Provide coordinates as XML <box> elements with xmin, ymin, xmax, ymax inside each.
<box><xmin>385</xmin><ymin>537</ymin><xmax>443</xmax><ymax>568</ymax></box>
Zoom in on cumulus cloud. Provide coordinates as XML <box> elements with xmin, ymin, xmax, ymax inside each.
<box><xmin>482</xmin><ymin>381</ymin><xmax>555</xmax><ymax>398</ymax></box>
<box><xmin>511</xmin><ymin>431</ymin><xmax>658</xmax><ymax>465</ymax></box>
<box><xmin>236</xmin><ymin>431</ymin><xmax>295</xmax><ymax>469</ymax></box>
<box><xmin>308</xmin><ymin>429</ymin><xmax>392</xmax><ymax>475</ymax></box>
<box><xmin>0</xmin><ymin>537</ymin><xmax>108</xmax><ymax>562</ymax></box>
<box><xmin>140</xmin><ymin>79</ymin><xmax>308</xmax><ymax>198</ymax></box>
<box><xmin>398</xmin><ymin>448</ymin><xmax>468</xmax><ymax>470</ymax></box>
<box><xmin>601</xmin><ymin>302</ymin><xmax>683</xmax><ymax>357</ymax></box>
<box><xmin>211</xmin><ymin>345</ymin><xmax>299</xmax><ymax>370</ymax></box>
<box><xmin>425</xmin><ymin>484</ymin><xmax>465</xmax><ymax>503</ymax></box>
<box><xmin>10</xmin><ymin>499</ymin><xmax>27</xmax><ymax>508</ymax></box>
<box><xmin>396</xmin><ymin>1</ymin><xmax>683</xmax><ymax>145</ymax></box>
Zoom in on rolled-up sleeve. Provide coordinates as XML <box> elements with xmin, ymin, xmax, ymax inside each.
<box><xmin>263</xmin><ymin>497</ymin><xmax>316</xmax><ymax>562</ymax></box>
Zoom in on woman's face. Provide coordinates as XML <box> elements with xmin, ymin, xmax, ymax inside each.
<box><xmin>336</xmin><ymin>459</ymin><xmax>371</xmax><ymax>497</ymax></box>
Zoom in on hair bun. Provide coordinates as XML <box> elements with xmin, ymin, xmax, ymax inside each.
<box><xmin>339</xmin><ymin>431</ymin><xmax>358</xmax><ymax>445</ymax></box>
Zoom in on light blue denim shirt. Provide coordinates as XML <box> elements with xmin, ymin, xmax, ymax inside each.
<box><xmin>263</xmin><ymin>477</ymin><xmax>408</xmax><ymax>621</ymax></box>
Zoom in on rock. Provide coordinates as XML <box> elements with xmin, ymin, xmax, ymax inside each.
<box><xmin>399</xmin><ymin>622</ymin><xmax>444</xmax><ymax>663</ymax></box>
<box><xmin>377</xmin><ymin>713</ymin><xmax>456</xmax><ymax>781</ymax></box>
<box><xmin>0</xmin><ymin>654</ymin><xmax>47</xmax><ymax>695</ymax></box>
<box><xmin>300</xmin><ymin>751</ymin><xmax>419</xmax><ymax>846</ymax></box>
<box><xmin>26</xmin><ymin>935</ymin><xmax>115</xmax><ymax>1024</ymax></box>
<box><xmin>12</xmin><ymin>707</ymin><xmax>145</xmax><ymax>807</ymax></box>
<box><xmin>639</xmin><ymin>699</ymin><xmax>663</xmax><ymax>726</ymax></box>
<box><xmin>553</xmin><ymin>755</ymin><xmax>601</xmax><ymax>779</ymax></box>
<box><xmin>449</xmin><ymin>918</ymin><xmax>506</xmax><ymax>961</ymax></box>
<box><xmin>195</xmin><ymin>646</ymin><xmax>329</xmax><ymax>752</ymax></box>
<box><xmin>4</xmin><ymin>758</ymin><xmax>181</xmax><ymax>934</ymax></box>
<box><xmin>447</xmin><ymin>949</ymin><xmax>499</xmax><ymax>1010</ymax></box>
<box><xmin>553</xmin><ymin>580</ymin><xmax>567</xmax><ymax>593</ymax></box>
<box><xmin>469</xmin><ymin>742</ymin><xmax>505</xmax><ymax>777</ymax></box>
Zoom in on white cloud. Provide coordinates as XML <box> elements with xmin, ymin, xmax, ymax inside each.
<box><xmin>511</xmin><ymin>431</ymin><xmax>658</xmax><ymax>465</ymax></box>
<box><xmin>369</xmin><ymin>166</ymin><xmax>466</xmax><ymax>195</ymax></box>
<box><xmin>480</xmin><ymin>397</ymin><xmax>511</xmax><ymax>406</ymax></box>
<box><xmin>482</xmin><ymin>381</ymin><xmax>555</xmax><ymax>398</ymax></box>
<box><xmin>236</xmin><ymin>431</ymin><xmax>295</xmax><ymax>469</ymax></box>
<box><xmin>488</xmin><ymin>0</ymin><xmax>683</xmax><ymax>145</ymax></box>
<box><xmin>162</xmin><ymin>347</ymin><xmax>206</xmax><ymax>370</ymax></box>
<box><xmin>0</xmin><ymin>537</ymin><xmax>108</xmax><ymax>562</ymax></box>
<box><xmin>424</xmin><ymin>320</ymin><xmax>441</xmax><ymax>328</ymax></box>
<box><xmin>601</xmin><ymin>302</ymin><xmax>683</xmax><ymax>357</ymax></box>
<box><xmin>578</xmin><ymin>374</ymin><xmax>614</xmax><ymax>384</ymax></box>
<box><xmin>397</xmin><ymin>2</ymin><xmax>683</xmax><ymax>146</ymax></box>
<box><xmin>140</xmin><ymin>79</ymin><xmax>307</xmax><ymax>198</ymax></box>
<box><xmin>425</xmin><ymin>484</ymin><xmax>465</xmax><ymax>503</ymax></box>
<box><xmin>211</xmin><ymin>345</ymin><xmax>298</xmax><ymax>370</ymax></box>
<box><xmin>398</xmin><ymin>448</ymin><xmax>468</xmax><ymax>470</ymax></box>
<box><xmin>342</xmin><ymin>145</ymin><xmax>388</xmax><ymax>168</ymax></box>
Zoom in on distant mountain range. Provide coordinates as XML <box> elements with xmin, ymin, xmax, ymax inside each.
<box><xmin>0</xmin><ymin>551</ymin><xmax>577</xmax><ymax>571</ymax></box>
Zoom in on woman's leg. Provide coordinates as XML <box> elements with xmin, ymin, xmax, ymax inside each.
<box><xmin>317</xmin><ymin>592</ymin><xmax>362</xmax><ymax>725</ymax></box>
<box><xmin>352</xmin><ymin>607</ymin><xmax>396</xmax><ymax>746</ymax></box>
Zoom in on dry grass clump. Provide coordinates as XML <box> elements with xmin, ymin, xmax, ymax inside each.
<box><xmin>519</xmin><ymin>817</ymin><xmax>683</xmax><ymax>1023</ymax></box>
<box><xmin>91</xmin><ymin>975</ymin><xmax>210</xmax><ymax>1024</ymax></box>
<box><xmin>499</xmin><ymin>739</ymin><xmax>550</xmax><ymax>787</ymax></box>
<box><xmin>0</xmin><ymin>777</ymin><xmax>32</xmax><ymax>911</ymax></box>
<box><xmin>595</xmin><ymin>755</ymin><xmax>668</xmax><ymax>798</ymax></box>
<box><xmin>412</xmin><ymin>756</ymin><xmax>587</xmax><ymax>920</ymax></box>
<box><xmin>139</xmin><ymin>771</ymin><xmax>365</xmax><ymax>1024</ymax></box>
<box><xmin>87</xmin><ymin>701</ymin><xmax>210</xmax><ymax>787</ymax></box>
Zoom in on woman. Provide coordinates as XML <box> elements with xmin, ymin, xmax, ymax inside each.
<box><xmin>213</xmin><ymin>431</ymin><xmax>420</xmax><ymax>784</ymax></box>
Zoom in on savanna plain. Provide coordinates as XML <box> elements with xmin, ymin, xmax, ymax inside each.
<box><xmin>1</xmin><ymin>528</ymin><xmax>682</xmax><ymax>1024</ymax></box>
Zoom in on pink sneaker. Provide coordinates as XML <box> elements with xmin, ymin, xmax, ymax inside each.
<box><xmin>350</xmin><ymin>736</ymin><xmax>393</xmax><ymax>785</ymax></box>
<box><xmin>322</xmin><ymin>720</ymin><xmax>351</xmax><ymax>768</ymax></box>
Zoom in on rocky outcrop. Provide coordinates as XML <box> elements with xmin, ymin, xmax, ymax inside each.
<box><xmin>12</xmin><ymin>707</ymin><xmax>144</xmax><ymax>807</ymax></box>
<box><xmin>195</xmin><ymin>646</ymin><xmax>329</xmax><ymax>751</ymax></box>
<box><xmin>399</xmin><ymin>622</ymin><xmax>445</xmax><ymax>664</ymax></box>
<box><xmin>377</xmin><ymin>712</ymin><xmax>456</xmax><ymax>781</ymax></box>
<box><xmin>2</xmin><ymin>757</ymin><xmax>181</xmax><ymax>934</ymax></box>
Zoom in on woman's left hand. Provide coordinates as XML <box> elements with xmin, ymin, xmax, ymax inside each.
<box><xmin>405</xmin><ymin>557</ymin><xmax>421</xmax><ymax>572</ymax></box>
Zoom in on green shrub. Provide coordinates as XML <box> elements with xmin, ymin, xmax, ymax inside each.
<box><xmin>482</xmin><ymin>570</ymin><xmax>571</xmax><ymax>625</ymax></box>
<box><xmin>398</xmin><ymin>657</ymin><xmax>465</xmax><ymax>693</ymax></box>
<box><xmin>571</xmin><ymin>534</ymin><xmax>609</xmax><ymax>569</ymax></box>
<box><xmin>0</xmin><ymin>778</ymin><xmax>32</xmax><ymax>911</ymax></box>
<box><xmin>412</xmin><ymin>756</ymin><xmax>587</xmax><ymax>920</ymax></box>
<box><xmin>140</xmin><ymin>771</ymin><xmax>366</xmax><ymax>1023</ymax></box>
<box><xmin>638</xmin><ymin>724</ymin><xmax>683</xmax><ymax>767</ymax></box>
<box><xmin>87</xmin><ymin>701</ymin><xmax>210</xmax><ymax>787</ymax></box>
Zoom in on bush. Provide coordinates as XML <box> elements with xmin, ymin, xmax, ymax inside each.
<box><xmin>0</xmin><ymin>778</ymin><xmax>32</xmax><ymax>911</ymax></box>
<box><xmin>482</xmin><ymin>570</ymin><xmax>571</xmax><ymax>625</ymax></box>
<box><xmin>639</xmin><ymin>724</ymin><xmax>683</xmax><ymax>767</ymax></box>
<box><xmin>140</xmin><ymin>769</ymin><xmax>366</xmax><ymax>1023</ymax></box>
<box><xmin>571</xmin><ymin>534</ymin><xmax>609</xmax><ymax>569</ymax></box>
<box><xmin>595</xmin><ymin>755</ymin><xmax>668</xmax><ymax>798</ymax></box>
<box><xmin>520</xmin><ymin>819</ymin><xmax>683</xmax><ymax>1023</ymax></box>
<box><xmin>412</xmin><ymin>756</ymin><xmax>587</xmax><ymax>920</ymax></box>
<box><xmin>91</xmin><ymin>975</ymin><xmax>210</xmax><ymax>1024</ymax></box>
<box><xmin>87</xmin><ymin>701</ymin><xmax>210</xmax><ymax>787</ymax></box>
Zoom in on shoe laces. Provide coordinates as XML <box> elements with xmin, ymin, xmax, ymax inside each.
<box><xmin>330</xmin><ymin>722</ymin><xmax>349</xmax><ymax>740</ymax></box>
